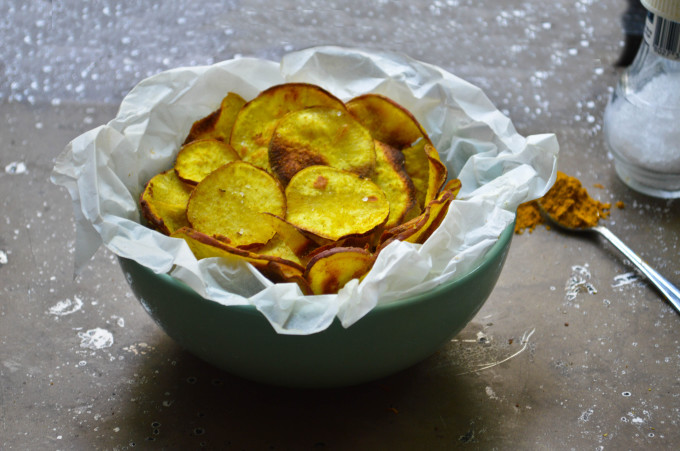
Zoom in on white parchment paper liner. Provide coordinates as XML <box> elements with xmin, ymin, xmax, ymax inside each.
<box><xmin>51</xmin><ymin>46</ymin><xmax>559</xmax><ymax>335</ymax></box>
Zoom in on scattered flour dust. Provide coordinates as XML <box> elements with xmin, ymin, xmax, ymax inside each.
<box><xmin>565</xmin><ymin>264</ymin><xmax>597</xmax><ymax>302</ymax></box>
<box><xmin>49</xmin><ymin>296</ymin><xmax>84</xmax><ymax>316</ymax></box>
<box><xmin>78</xmin><ymin>328</ymin><xmax>113</xmax><ymax>350</ymax></box>
<box><xmin>485</xmin><ymin>386</ymin><xmax>500</xmax><ymax>400</ymax></box>
<box><xmin>612</xmin><ymin>272</ymin><xmax>641</xmax><ymax>288</ymax></box>
<box><xmin>578</xmin><ymin>406</ymin><xmax>595</xmax><ymax>424</ymax></box>
<box><xmin>5</xmin><ymin>161</ymin><xmax>27</xmax><ymax>174</ymax></box>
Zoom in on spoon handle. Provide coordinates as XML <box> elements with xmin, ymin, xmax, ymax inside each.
<box><xmin>593</xmin><ymin>225</ymin><xmax>680</xmax><ymax>314</ymax></box>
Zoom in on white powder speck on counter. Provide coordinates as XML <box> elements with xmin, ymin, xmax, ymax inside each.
<box><xmin>78</xmin><ymin>328</ymin><xmax>113</xmax><ymax>350</ymax></box>
<box><xmin>49</xmin><ymin>296</ymin><xmax>84</xmax><ymax>316</ymax></box>
<box><xmin>4</xmin><ymin>161</ymin><xmax>27</xmax><ymax>174</ymax></box>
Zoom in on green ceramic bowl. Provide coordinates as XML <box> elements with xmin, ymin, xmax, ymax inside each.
<box><xmin>119</xmin><ymin>223</ymin><xmax>513</xmax><ymax>388</ymax></box>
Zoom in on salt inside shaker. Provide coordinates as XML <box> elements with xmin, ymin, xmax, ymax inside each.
<box><xmin>603</xmin><ymin>0</ymin><xmax>680</xmax><ymax>198</ymax></box>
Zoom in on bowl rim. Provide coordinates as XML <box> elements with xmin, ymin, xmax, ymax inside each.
<box><xmin>126</xmin><ymin>221</ymin><xmax>514</xmax><ymax>321</ymax></box>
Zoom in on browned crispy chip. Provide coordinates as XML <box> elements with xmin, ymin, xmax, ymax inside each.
<box><xmin>378</xmin><ymin>179</ymin><xmax>461</xmax><ymax>249</ymax></box>
<box><xmin>285</xmin><ymin>166</ymin><xmax>389</xmax><ymax>241</ymax></box>
<box><xmin>184</xmin><ymin>92</ymin><xmax>246</xmax><ymax>144</ymax></box>
<box><xmin>230</xmin><ymin>83</ymin><xmax>346</xmax><ymax>171</ymax></box>
<box><xmin>404</xmin><ymin>181</ymin><xmax>460</xmax><ymax>244</ymax></box>
<box><xmin>346</xmin><ymin>93</ymin><xmax>429</xmax><ymax>149</ymax></box>
<box><xmin>172</xmin><ymin>227</ymin><xmax>309</xmax><ymax>293</ymax></box>
<box><xmin>263</xmin><ymin>213</ymin><xmax>318</xmax><ymax>260</ymax></box>
<box><xmin>371</xmin><ymin>141</ymin><xmax>418</xmax><ymax>228</ymax></box>
<box><xmin>402</xmin><ymin>138</ymin><xmax>431</xmax><ymax>209</ymax></box>
<box><xmin>174</xmin><ymin>139</ymin><xmax>240</xmax><ymax>185</ymax></box>
<box><xmin>186</xmin><ymin>160</ymin><xmax>286</xmax><ymax>248</ymax></box>
<box><xmin>304</xmin><ymin>247</ymin><xmax>375</xmax><ymax>295</ymax></box>
<box><xmin>424</xmin><ymin>143</ymin><xmax>448</xmax><ymax>206</ymax></box>
<box><xmin>269</xmin><ymin>106</ymin><xmax>375</xmax><ymax>185</ymax></box>
<box><xmin>140</xmin><ymin>169</ymin><xmax>194</xmax><ymax>235</ymax></box>
<box><xmin>259</xmin><ymin>260</ymin><xmax>312</xmax><ymax>295</ymax></box>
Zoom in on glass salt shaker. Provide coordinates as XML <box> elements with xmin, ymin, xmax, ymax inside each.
<box><xmin>603</xmin><ymin>0</ymin><xmax>680</xmax><ymax>198</ymax></box>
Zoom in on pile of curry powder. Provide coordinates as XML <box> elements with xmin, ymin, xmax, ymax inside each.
<box><xmin>514</xmin><ymin>171</ymin><xmax>622</xmax><ymax>234</ymax></box>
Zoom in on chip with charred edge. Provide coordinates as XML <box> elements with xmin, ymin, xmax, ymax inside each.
<box><xmin>269</xmin><ymin>106</ymin><xmax>376</xmax><ymax>185</ymax></box>
<box><xmin>183</xmin><ymin>92</ymin><xmax>246</xmax><ymax>144</ymax></box>
<box><xmin>260</xmin><ymin>260</ymin><xmax>312</xmax><ymax>295</ymax></box>
<box><xmin>255</xmin><ymin>233</ymin><xmax>303</xmax><ymax>266</ymax></box>
<box><xmin>404</xmin><ymin>185</ymin><xmax>459</xmax><ymax>245</ymax></box>
<box><xmin>304</xmin><ymin>247</ymin><xmax>375</xmax><ymax>295</ymax></box>
<box><xmin>371</xmin><ymin>140</ymin><xmax>418</xmax><ymax>228</ymax></box>
<box><xmin>402</xmin><ymin>138</ymin><xmax>433</xmax><ymax>209</ymax></box>
<box><xmin>171</xmin><ymin>227</ymin><xmax>304</xmax><ymax>272</ymax></box>
<box><xmin>172</xmin><ymin>227</ymin><xmax>309</xmax><ymax>293</ymax></box>
<box><xmin>140</xmin><ymin>168</ymin><xmax>194</xmax><ymax>235</ymax></box>
<box><xmin>424</xmin><ymin>143</ymin><xmax>448</xmax><ymax>206</ymax></box>
<box><xmin>377</xmin><ymin>179</ymin><xmax>461</xmax><ymax>249</ymax></box>
<box><xmin>263</xmin><ymin>213</ymin><xmax>317</xmax><ymax>260</ymax></box>
<box><xmin>304</xmin><ymin>233</ymin><xmax>375</xmax><ymax>263</ymax></box>
<box><xmin>377</xmin><ymin>208</ymin><xmax>431</xmax><ymax>250</ymax></box>
<box><xmin>186</xmin><ymin>160</ymin><xmax>286</xmax><ymax>248</ymax></box>
<box><xmin>346</xmin><ymin>93</ymin><xmax>429</xmax><ymax>150</ymax></box>
<box><xmin>285</xmin><ymin>166</ymin><xmax>389</xmax><ymax>241</ymax></box>
<box><xmin>174</xmin><ymin>139</ymin><xmax>240</xmax><ymax>185</ymax></box>
<box><xmin>230</xmin><ymin>83</ymin><xmax>346</xmax><ymax>171</ymax></box>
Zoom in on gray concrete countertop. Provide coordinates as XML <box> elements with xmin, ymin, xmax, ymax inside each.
<box><xmin>2</xmin><ymin>0</ymin><xmax>679</xmax><ymax>449</ymax></box>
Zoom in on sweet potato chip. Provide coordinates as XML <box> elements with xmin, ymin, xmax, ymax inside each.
<box><xmin>269</xmin><ymin>106</ymin><xmax>375</xmax><ymax>185</ymax></box>
<box><xmin>402</xmin><ymin>138</ymin><xmax>431</xmax><ymax>209</ymax></box>
<box><xmin>378</xmin><ymin>179</ymin><xmax>461</xmax><ymax>249</ymax></box>
<box><xmin>424</xmin><ymin>143</ymin><xmax>448</xmax><ymax>206</ymax></box>
<box><xmin>377</xmin><ymin>209</ymin><xmax>430</xmax><ymax>250</ymax></box>
<box><xmin>285</xmin><ymin>166</ymin><xmax>389</xmax><ymax>241</ymax></box>
<box><xmin>259</xmin><ymin>260</ymin><xmax>312</xmax><ymax>295</ymax></box>
<box><xmin>404</xmin><ymin>182</ymin><xmax>460</xmax><ymax>244</ymax></box>
<box><xmin>140</xmin><ymin>169</ymin><xmax>194</xmax><ymax>235</ymax></box>
<box><xmin>304</xmin><ymin>247</ymin><xmax>375</xmax><ymax>295</ymax></box>
<box><xmin>174</xmin><ymin>139</ymin><xmax>240</xmax><ymax>185</ymax></box>
<box><xmin>263</xmin><ymin>213</ymin><xmax>317</xmax><ymax>260</ymax></box>
<box><xmin>186</xmin><ymin>161</ymin><xmax>286</xmax><ymax>248</ymax></box>
<box><xmin>172</xmin><ymin>227</ymin><xmax>309</xmax><ymax>293</ymax></box>
<box><xmin>346</xmin><ymin>93</ymin><xmax>428</xmax><ymax>149</ymax></box>
<box><xmin>371</xmin><ymin>141</ymin><xmax>418</xmax><ymax>228</ymax></box>
<box><xmin>230</xmin><ymin>83</ymin><xmax>346</xmax><ymax>171</ymax></box>
<box><xmin>183</xmin><ymin>92</ymin><xmax>246</xmax><ymax>144</ymax></box>
<box><xmin>255</xmin><ymin>233</ymin><xmax>303</xmax><ymax>267</ymax></box>
<box><xmin>171</xmin><ymin>226</ymin><xmax>267</xmax><ymax>263</ymax></box>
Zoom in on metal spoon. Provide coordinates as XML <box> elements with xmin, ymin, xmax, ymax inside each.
<box><xmin>538</xmin><ymin>203</ymin><xmax>680</xmax><ymax>314</ymax></box>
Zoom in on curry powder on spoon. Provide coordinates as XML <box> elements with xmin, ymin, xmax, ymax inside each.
<box><xmin>514</xmin><ymin>171</ymin><xmax>612</xmax><ymax>233</ymax></box>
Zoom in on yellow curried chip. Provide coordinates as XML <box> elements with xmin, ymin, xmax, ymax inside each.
<box><xmin>402</xmin><ymin>180</ymin><xmax>460</xmax><ymax>245</ymax></box>
<box><xmin>346</xmin><ymin>93</ymin><xmax>429</xmax><ymax>150</ymax></box>
<box><xmin>263</xmin><ymin>213</ymin><xmax>317</xmax><ymax>261</ymax></box>
<box><xmin>140</xmin><ymin>169</ymin><xmax>194</xmax><ymax>235</ymax></box>
<box><xmin>285</xmin><ymin>166</ymin><xmax>390</xmax><ymax>241</ymax></box>
<box><xmin>371</xmin><ymin>141</ymin><xmax>418</xmax><ymax>228</ymax></box>
<box><xmin>174</xmin><ymin>139</ymin><xmax>241</xmax><ymax>185</ymax></box>
<box><xmin>402</xmin><ymin>138</ymin><xmax>432</xmax><ymax>209</ymax></box>
<box><xmin>186</xmin><ymin>161</ymin><xmax>286</xmax><ymax>248</ymax></box>
<box><xmin>172</xmin><ymin>227</ymin><xmax>309</xmax><ymax>293</ymax></box>
<box><xmin>230</xmin><ymin>83</ymin><xmax>346</xmax><ymax>171</ymax></box>
<box><xmin>183</xmin><ymin>92</ymin><xmax>246</xmax><ymax>144</ymax></box>
<box><xmin>304</xmin><ymin>247</ymin><xmax>375</xmax><ymax>295</ymax></box>
<box><xmin>424</xmin><ymin>143</ymin><xmax>448</xmax><ymax>206</ymax></box>
<box><xmin>269</xmin><ymin>106</ymin><xmax>376</xmax><ymax>185</ymax></box>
